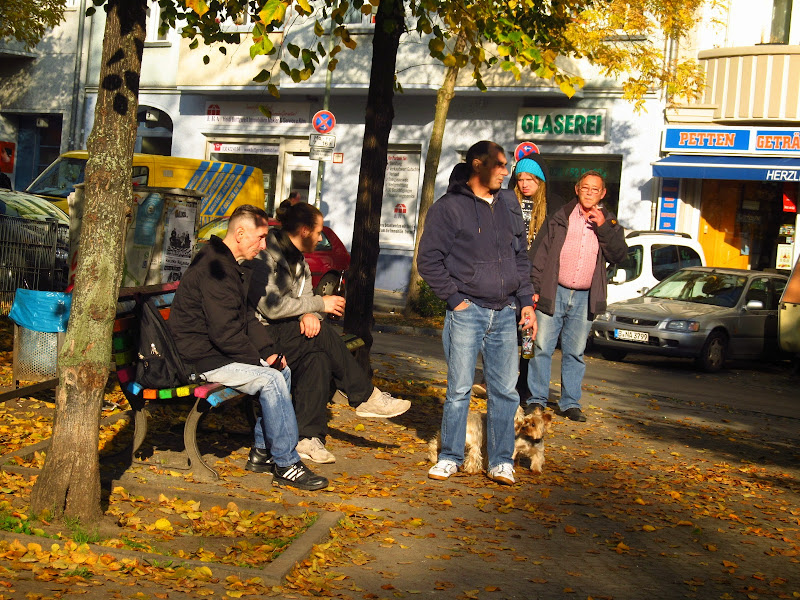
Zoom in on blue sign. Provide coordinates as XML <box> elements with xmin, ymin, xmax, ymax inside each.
<box><xmin>663</xmin><ymin>127</ymin><xmax>751</xmax><ymax>153</ymax></box>
<box><xmin>312</xmin><ymin>110</ymin><xmax>336</xmax><ymax>134</ymax></box>
<box><xmin>657</xmin><ymin>179</ymin><xmax>679</xmax><ymax>232</ymax></box>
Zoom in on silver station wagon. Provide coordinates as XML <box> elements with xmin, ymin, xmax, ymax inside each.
<box><xmin>591</xmin><ymin>267</ymin><xmax>789</xmax><ymax>372</ymax></box>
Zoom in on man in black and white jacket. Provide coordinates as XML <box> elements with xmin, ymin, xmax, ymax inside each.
<box><xmin>247</xmin><ymin>202</ymin><xmax>410</xmax><ymax>465</ymax></box>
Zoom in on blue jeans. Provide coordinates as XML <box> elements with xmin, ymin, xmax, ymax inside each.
<box><xmin>202</xmin><ymin>363</ymin><xmax>300</xmax><ymax>467</ymax></box>
<box><xmin>439</xmin><ymin>302</ymin><xmax>519</xmax><ymax>469</ymax></box>
<box><xmin>526</xmin><ymin>285</ymin><xmax>592</xmax><ymax>412</ymax></box>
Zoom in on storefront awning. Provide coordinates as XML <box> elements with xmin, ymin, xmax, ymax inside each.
<box><xmin>652</xmin><ymin>155</ymin><xmax>800</xmax><ymax>181</ymax></box>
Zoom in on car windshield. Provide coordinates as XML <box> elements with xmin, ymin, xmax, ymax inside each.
<box><xmin>645</xmin><ymin>270</ymin><xmax>748</xmax><ymax>308</ymax></box>
<box><xmin>27</xmin><ymin>157</ymin><xmax>86</xmax><ymax>199</ymax></box>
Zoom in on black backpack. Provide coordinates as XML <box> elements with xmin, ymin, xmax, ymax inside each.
<box><xmin>135</xmin><ymin>298</ymin><xmax>200</xmax><ymax>389</ymax></box>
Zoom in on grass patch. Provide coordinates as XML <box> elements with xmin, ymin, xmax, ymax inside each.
<box><xmin>63</xmin><ymin>516</ymin><xmax>101</xmax><ymax>544</ymax></box>
<box><xmin>0</xmin><ymin>509</ymin><xmax>49</xmax><ymax>538</ymax></box>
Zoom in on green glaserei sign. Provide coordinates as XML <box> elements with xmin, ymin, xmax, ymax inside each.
<box><xmin>516</xmin><ymin>108</ymin><xmax>609</xmax><ymax>143</ymax></box>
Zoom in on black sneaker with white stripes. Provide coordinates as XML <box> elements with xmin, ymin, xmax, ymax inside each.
<box><xmin>271</xmin><ymin>460</ymin><xmax>328</xmax><ymax>491</ymax></box>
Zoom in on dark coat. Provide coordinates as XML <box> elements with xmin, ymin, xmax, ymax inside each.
<box><xmin>169</xmin><ymin>235</ymin><xmax>277</xmax><ymax>373</ymax></box>
<box><xmin>529</xmin><ymin>199</ymin><xmax>627</xmax><ymax>319</ymax></box>
<box><xmin>418</xmin><ymin>172</ymin><xmax>535</xmax><ymax>311</ymax></box>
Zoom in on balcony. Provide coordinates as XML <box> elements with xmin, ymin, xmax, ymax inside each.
<box><xmin>697</xmin><ymin>45</ymin><xmax>800</xmax><ymax>122</ymax></box>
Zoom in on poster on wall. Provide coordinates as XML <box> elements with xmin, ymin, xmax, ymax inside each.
<box><xmin>776</xmin><ymin>244</ymin><xmax>794</xmax><ymax>270</ymax></box>
<box><xmin>379</xmin><ymin>152</ymin><xmax>421</xmax><ymax>248</ymax></box>
<box><xmin>162</xmin><ymin>200</ymin><xmax>197</xmax><ymax>283</ymax></box>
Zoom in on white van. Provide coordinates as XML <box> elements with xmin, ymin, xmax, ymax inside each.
<box><xmin>606</xmin><ymin>231</ymin><xmax>706</xmax><ymax>305</ymax></box>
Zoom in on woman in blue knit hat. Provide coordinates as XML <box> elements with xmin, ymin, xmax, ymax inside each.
<box><xmin>511</xmin><ymin>156</ymin><xmax>550</xmax><ymax>248</ymax></box>
<box><xmin>510</xmin><ymin>153</ymin><xmax>565</xmax><ymax>402</ymax></box>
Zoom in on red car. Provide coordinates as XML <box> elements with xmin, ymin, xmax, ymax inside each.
<box><xmin>196</xmin><ymin>217</ymin><xmax>350</xmax><ymax>295</ymax></box>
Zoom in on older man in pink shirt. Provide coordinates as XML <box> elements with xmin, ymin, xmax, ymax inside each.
<box><xmin>525</xmin><ymin>171</ymin><xmax>627</xmax><ymax>422</ymax></box>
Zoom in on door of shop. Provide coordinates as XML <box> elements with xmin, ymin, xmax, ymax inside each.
<box><xmin>282</xmin><ymin>153</ymin><xmax>316</xmax><ymax>208</ymax></box>
<box><xmin>699</xmin><ymin>180</ymin><xmax>749</xmax><ymax>269</ymax></box>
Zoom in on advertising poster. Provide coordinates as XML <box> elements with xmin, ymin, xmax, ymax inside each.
<box><xmin>162</xmin><ymin>200</ymin><xmax>197</xmax><ymax>283</ymax></box>
<box><xmin>379</xmin><ymin>152</ymin><xmax>421</xmax><ymax>248</ymax></box>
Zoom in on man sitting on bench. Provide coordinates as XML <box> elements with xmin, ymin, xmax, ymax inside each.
<box><xmin>168</xmin><ymin>204</ymin><xmax>328</xmax><ymax>491</ymax></box>
<box><xmin>247</xmin><ymin>202</ymin><xmax>411</xmax><ymax>464</ymax></box>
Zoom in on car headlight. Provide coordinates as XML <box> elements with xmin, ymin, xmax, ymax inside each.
<box><xmin>594</xmin><ymin>312</ymin><xmax>612</xmax><ymax>322</ymax></box>
<box><xmin>665</xmin><ymin>320</ymin><xmax>700</xmax><ymax>332</ymax></box>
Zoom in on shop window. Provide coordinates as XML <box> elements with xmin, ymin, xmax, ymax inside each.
<box><xmin>770</xmin><ymin>0</ymin><xmax>793</xmax><ymax>43</ymax></box>
<box><xmin>539</xmin><ymin>154</ymin><xmax>623</xmax><ymax>216</ymax></box>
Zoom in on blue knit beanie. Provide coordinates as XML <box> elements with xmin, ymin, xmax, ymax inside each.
<box><xmin>515</xmin><ymin>158</ymin><xmax>546</xmax><ymax>181</ymax></box>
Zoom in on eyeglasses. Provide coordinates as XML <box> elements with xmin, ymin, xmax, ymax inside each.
<box><xmin>578</xmin><ymin>186</ymin><xmax>603</xmax><ymax>195</ymax></box>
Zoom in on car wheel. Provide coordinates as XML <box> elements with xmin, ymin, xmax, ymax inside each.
<box><xmin>315</xmin><ymin>272</ymin><xmax>340</xmax><ymax>296</ymax></box>
<box><xmin>697</xmin><ymin>331</ymin><xmax>727</xmax><ymax>373</ymax></box>
<box><xmin>601</xmin><ymin>349</ymin><xmax>627</xmax><ymax>362</ymax></box>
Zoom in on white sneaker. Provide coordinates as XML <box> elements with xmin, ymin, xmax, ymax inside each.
<box><xmin>296</xmin><ymin>437</ymin><xmax>336</xmax><ymax>464</ymax></box>
<box><xmin>488</xmin><ymin>463</ymin><xmax>515</xmax><ymax>485</ymax></box>
<box><xmin>428</xmin><ymin>460</ymin><xmax>458</xmax><ymax>480</ymax></box>
<box><xmin>355</xmin><ymin>387</ymin><xmax>411</xmax><ymax>418</ymax></box>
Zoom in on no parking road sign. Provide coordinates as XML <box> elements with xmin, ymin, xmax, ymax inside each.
<box><xmin>514</xmin><ymin>141</ymin><xmax>540</xmax><ymax>161</ymax></box>
<box><xmin>312</xmin><ymin>110</ymin><xmax>336</xmax><ymax>134</ymax></box>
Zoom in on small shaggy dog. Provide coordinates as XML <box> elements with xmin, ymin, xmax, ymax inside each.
<box><xmin>428</xmin><ymin>406</ymin><xmax>552</xmax><ymax>475</ymax></box>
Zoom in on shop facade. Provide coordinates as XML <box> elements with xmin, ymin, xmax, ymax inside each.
<box><xmin>653</xmin><ymin>125</ymin><xmax>800</xmax><ymax>273</ymax></box>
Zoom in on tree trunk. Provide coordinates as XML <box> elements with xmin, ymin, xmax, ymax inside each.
<box><xmin>343</xmin><ymin>0</ymin><xmax>404</xmax><ymax>373</ymax></box>
<box><xmin>404</xmin><ymin>31</ymin><xmax>467</xmax><ymax>315</ymax></box>
<box><xmin>30</xmin><ymin>0</ymin><xmax>145</xmax><ymax>524</ymax></box>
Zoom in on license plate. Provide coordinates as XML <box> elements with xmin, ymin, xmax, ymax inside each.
<box><xmin>615</xmin><ymin>329</ymin><xmax>649</xmax><ymax>343</ymax></box>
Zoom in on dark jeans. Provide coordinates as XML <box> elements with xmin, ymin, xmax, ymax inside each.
<box><xmin>267</xmin><ymin>320</ymin><xmax>373</xmax><ymax>440</ymax></box>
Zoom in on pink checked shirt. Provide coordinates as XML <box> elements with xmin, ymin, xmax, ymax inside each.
<box><xmin>558</xmin><ymin>204</ymin><xmax>599</xmax><ymax>290</ymax></box>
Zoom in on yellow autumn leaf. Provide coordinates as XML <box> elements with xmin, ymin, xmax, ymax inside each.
<box><xmin>354</xmin><ymin>423</ymin><xmax>365</xmax><ymax>431</ymax></box>
<box><xmin>185</xmin><ymin>0</ymin><xmax>209</xmax><ymax>17</ymax></box>
<box><xmin>642</xmin><ymin>525</ymin><xmax>656</xmax><ymax>532</ymax></box>
<box><xmin>154</xmin><ymin>518</ymin><xmax>173</xmax><ymax>531</ymax></box>
<box><xmin>634</xmin><ymin>497</ymin><xmax>646</xmax><ymax>505</ymax></box>
<box><xmin>704</xmin><ymin>544</ymin><xmax>717</xmax><ymax>551</ymax></box>
<box><xmin>564</xmin><ymin>525</ymin><xmax>577</xmax><ymax>534</ymax></box>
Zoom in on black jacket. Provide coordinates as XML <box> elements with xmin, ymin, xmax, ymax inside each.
<box><xmin>529</xmin><ymin>199</ymin><xmax>627</xmax><ymax>318</ymax></box>
<box><xmin>169</xmin><ymin>235</ymin><xmax>277</xmax><ymax>373</ymax></box>
<box><xmin>418</xmin><ymin>171</ymin><xmax>535</xmax><ymax>311</ymax></box>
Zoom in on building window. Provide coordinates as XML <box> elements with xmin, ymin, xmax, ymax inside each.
<box><xmin>146</xmin><ymin>1</ymin><xmax>170</xmax><ymax>43</ymax></box>
<box><xmin>770</xmin><ymin>0</ymin><xmax>793</xmax><ymax>43</ymax></box>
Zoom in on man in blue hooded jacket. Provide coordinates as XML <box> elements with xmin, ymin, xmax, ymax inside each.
<box><xmin>418</xmin><ymin>140</ymin><xmax>536</xmax><ymax>485</ymax></box>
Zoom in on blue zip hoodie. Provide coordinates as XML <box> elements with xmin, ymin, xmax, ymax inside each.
<box><xmin>417</xmin><ymin>171</ymin><xmax>535</xmax><ymax>311</ymax></box>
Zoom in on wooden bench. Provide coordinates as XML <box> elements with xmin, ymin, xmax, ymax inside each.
<box><xmin>113</xmin><ymin>282</ymin><xmax>364</xmax><ymax>482</ymax></box>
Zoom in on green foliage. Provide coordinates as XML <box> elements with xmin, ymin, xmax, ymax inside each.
<box><xmin>64</xmin><ymin>567</ymin><xmax>92</xmax><ymax>579</ymax></box>
<box><xmin>0</xmin><ymin>0</ymin><xmax>66</xmax><ymax>49</ymax></box>
<box><xmin>0</xmin><ymin>509</ymin><xmax>49</xmax><ymax>537</ymax></box>
<box><xmin>410</xmin><ymin>281</ymin><xmax>447</xmax><ymax>318</ymax></box>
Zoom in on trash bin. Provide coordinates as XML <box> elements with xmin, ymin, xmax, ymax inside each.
<box><xmin>8</xmin><ymin>289</ymin><xmax>71</xmax><ymax>387</ymax></box>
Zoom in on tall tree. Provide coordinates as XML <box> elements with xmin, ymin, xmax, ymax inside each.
<box><xmin>30</xmin><ymin>0</ymin><xmax>146</xmax><ymax>523</ymax></box>
<box><xmin>343</xmin><ymin>0</ymin><xmax>405</xmax><ymax>370</ymax></box>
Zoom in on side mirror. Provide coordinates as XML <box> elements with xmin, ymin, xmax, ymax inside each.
<box><xmin>745</xmin><ymin>299</ymin><xmax>764</xmax><ymax>310</ymax></box>
<box><xmin>612</xmin><ymin>270</ymin><xmax>627</xmax><ymax>284</ymax></box>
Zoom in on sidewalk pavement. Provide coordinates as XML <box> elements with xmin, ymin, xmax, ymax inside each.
<box><xmin>373</xmin><ymin>288</ymin><xmax>406</xmax><ymax>313</ymax></box>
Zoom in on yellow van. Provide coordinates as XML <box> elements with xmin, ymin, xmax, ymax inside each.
<box><xmin>26</xmin><ymin>151</ymin><xmax>264</xmax><ymax>225</ymax></box>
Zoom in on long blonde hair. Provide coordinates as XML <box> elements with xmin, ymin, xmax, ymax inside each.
<box><xmin>516</xmin><ymin>178</ymin><xmax>547</xmax><ymax>246</ymax></box>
